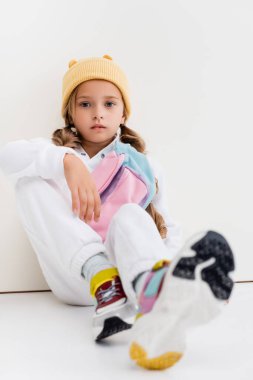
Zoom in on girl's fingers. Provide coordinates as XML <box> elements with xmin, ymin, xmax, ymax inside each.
<box><xmin>71</xmin><ymin>188</ymin><xmax>80</xmax><ymax>215</ymax></box>
<box><xmin>72</xmin><ymin>183</ymin><xmax>99</xmax><ymax>223</ymax></box>
<box><xmin>84</xmin><ymin>190</ymin><xmax>95</xmax><ymax>223</ymax></box>
<box><xmin>78</xmin><ymin>187</ymin><xmax>88</xmax><ymax>220</ymax></box>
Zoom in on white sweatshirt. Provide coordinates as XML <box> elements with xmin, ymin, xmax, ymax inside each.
<box><xmin>0</xmin><ymin>133</ymin><xmax>183</xmax><ymax>258</ymax></box>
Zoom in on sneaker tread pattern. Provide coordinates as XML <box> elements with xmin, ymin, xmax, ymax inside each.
<box><xmin>172</xmin><ymin>230</ymin><xmax>235</xmax><ymax>300</ymax></box>
<box><xmin>96</xmin><ymin>317</ymin><xmax>132</xmax><ymax>341</ymax></box>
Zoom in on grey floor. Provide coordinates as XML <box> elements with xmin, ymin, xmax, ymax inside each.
<box><xmin>0</xmin><ymin>283</ymin><xmax>252</xmax><ymax>380</ymax></box>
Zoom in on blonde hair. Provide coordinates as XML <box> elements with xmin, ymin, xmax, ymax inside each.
<box><xmin>51</xmin><ymin>85</ymin><xmax>168</xmax><ymax>239</ymax></box>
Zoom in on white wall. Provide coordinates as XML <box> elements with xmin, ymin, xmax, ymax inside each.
<box><xmin>0</xmin><ymin>0</ymin><xmax>252</xmax><ymax>291</ymax></box>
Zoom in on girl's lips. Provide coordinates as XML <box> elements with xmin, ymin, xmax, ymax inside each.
<box><xmin>92</xmin><ymin>124</ymin><xmax>106</xmax><ymax>128</ymax></box>
<box><xmin>91</xmin><ymin>126</ymin><xmax>106</xmax><ymax>131</ymax></box>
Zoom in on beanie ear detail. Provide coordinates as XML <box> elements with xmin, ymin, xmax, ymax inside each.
<box><xmin>103</xmin><ymin>54</ymin><xmax>113</xmax><ymax>60</ymax></box>
<box><xmin>68</xmin><ymin>59</ymin><xmax>78</xmax><ymax>68</ymax></box>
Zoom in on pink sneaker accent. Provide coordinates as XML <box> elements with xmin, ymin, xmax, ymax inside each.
<box><xmin>137</xmin><ymin>262</ymin><xmax>170</xmax><ymax>316</ymax></box>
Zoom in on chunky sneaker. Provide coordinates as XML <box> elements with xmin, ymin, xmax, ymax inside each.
<box><xmin>93</xmin><ymin>275</ymin><xmax>137</xmax><ymax>341</ymax></box>
<box><xmin>129</xmin><ymin>230</ymin><xmax>235</xmax><ymax>370</ymax></box>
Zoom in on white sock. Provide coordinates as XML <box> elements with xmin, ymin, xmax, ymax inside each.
<box><xmin>81</xmin><ymin>253</ymin><xmax>114</xmax><ymax>283</ymax></box>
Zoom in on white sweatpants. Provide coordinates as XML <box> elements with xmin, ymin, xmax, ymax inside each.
<box><xmin>15</xmin><ymin>176</ymin><xmax>175</xmax><ymax>306</ymax></box>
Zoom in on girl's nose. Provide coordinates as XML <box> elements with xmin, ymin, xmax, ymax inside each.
<box><xmin>93</xmin><ymin>115</ymin><xmax>103</xmax><ymax>120</ymax></box>
<box><xmin>93</xmin><ymin>105</ymin><xmax>105</xmax><ymax>120</ymax></box>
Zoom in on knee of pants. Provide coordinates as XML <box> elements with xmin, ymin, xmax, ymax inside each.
<box><xmin>112</xmin><ymin>203</ymin><xmax>149</xmax><ymax>226</ymax></box>
<box><xmin>16</xmin><ymin>176</ymin><xmax>72</xmax><ymax>214</ymax></box>
<box><xmin>16</xmin><ymin>176</ymin><xmax>49</xmax><ymax>196</ymax></box>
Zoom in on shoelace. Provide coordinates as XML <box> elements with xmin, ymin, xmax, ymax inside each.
<box><xmin>96</xmin><ymin>279</ymin><xmax>123</xmax><ymax>305</ymax></box>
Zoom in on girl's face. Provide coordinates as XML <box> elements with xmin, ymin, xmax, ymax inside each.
<box><xmin>73</xmin><ymin>79</ymin><xmax>126</xmax><ymax>146</ymax></box>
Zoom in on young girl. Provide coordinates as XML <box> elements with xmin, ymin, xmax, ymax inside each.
<box><xmin>0</xmin><ymin>54</ymin><xmax>235</xmax><ymax>371</ymax></box>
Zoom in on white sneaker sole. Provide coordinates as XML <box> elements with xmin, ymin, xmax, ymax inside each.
<box><xmin>129</xmin><ymin>230</ymin><xmax>235</xmax><ymax>370</ymax></box>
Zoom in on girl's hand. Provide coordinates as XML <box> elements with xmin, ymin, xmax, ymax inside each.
<box><xmin>63</xmin><ymin>153</ymin><xmax>101</xmax><ymax>223</ymax></box>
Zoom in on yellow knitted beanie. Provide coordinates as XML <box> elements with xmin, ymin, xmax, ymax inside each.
<box><xmin>61</xmin><ymin>54</ymin><xmax>131</xmax><ymax>119</ymax></box>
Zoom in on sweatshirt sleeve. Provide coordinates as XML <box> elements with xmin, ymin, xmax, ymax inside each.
<box><xmin>0</xmin><ymin>137</ymin><xmax>84</xmax><ymax>187</ymax></box>
<box><xmin>146</xmin><ymin>153</ymin><xmax>183</xmax><ymax>259</ymax></box>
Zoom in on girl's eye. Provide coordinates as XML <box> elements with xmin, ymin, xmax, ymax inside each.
<box><xmin>105</xmin><ymin>102</ymin><xmax>115</xmax><ymax>107</ymax></box>
<box><xmin>80</xmin><ymin>102</ymin><xmax>116</xmax><ymax>108</ymax></box>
